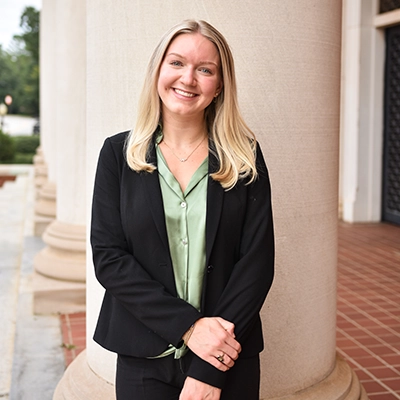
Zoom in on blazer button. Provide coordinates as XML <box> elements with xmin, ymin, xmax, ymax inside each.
<box><xmin>207</xmin><ymin>265</ymin><xmax>214</xmax><ymax>274</ymax></box>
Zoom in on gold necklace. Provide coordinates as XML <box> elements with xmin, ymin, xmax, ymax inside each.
<box><xmin>162</xmin><ymin>136</ymin><xmax>206</xmax><ymax>162</ymax></box>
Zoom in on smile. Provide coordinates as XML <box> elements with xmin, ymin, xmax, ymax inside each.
<box><xmin>174</xmin><ymin>88</ymin><xmax>197</xmax><ymax>98</ymax></box>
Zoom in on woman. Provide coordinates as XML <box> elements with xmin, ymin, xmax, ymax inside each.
<box><xmin>91</xmin><ymin>19</ymin><xmax>274</xmax><ymax>400</ymax></box>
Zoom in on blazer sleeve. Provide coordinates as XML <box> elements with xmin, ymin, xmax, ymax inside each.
<box><xmin>91</xmin><ymin>135</ymin><xmax>201</xmax><ymax>349</ymax></box>
<box><xmin>186</xmin><ymin>143</ymin><xmax>275</xmax><ymax>388</ymax></box>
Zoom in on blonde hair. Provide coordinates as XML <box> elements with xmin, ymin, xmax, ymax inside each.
<box><xmin>125</xmin><ymin>19</ymin><xmax>257</xmax><ymax>190</ymax></box>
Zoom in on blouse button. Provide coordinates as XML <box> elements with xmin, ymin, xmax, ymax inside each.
<box><xmin>180</xmin><ymin>202</ymin><xmax>187</xmax><ymax>208</ymax></box>
<box><xmin>182</xmin><ymin>238</ymin><xmax>188</xmax><ymax>245</ymax></box>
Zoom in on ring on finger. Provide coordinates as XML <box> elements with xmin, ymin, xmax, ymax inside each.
<box><xmin>216</xmin><ymin>353</ymin><xmax>225</xmax><ymax>363</ymax></box>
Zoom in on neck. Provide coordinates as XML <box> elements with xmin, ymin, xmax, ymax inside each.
<box><xmin>161</xmin><ymin>113</ymin><xmax>207</xmax><ymax>146</ymax></box>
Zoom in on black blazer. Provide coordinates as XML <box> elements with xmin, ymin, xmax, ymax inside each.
<box><xmin>91</xmin><ymin>131</ymin><xmax>274</xmax><ymax>388</ymax></box>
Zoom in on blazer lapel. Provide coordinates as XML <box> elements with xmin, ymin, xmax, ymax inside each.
<box><xmin>206</xmin><ymin>148</ymin><xmax>224</xmax><ymax>264</ymax></box>
<box><xmin>140</xmin><ymin>141</ymin><xmax>170</xmax><ymax>253</ymax></box>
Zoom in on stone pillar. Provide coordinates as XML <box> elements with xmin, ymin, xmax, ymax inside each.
<box><xmin>33</xmin><ymin>147</ymin><xmax>47</xmax><ymax>196</ymax></box>
<box><xmin>33</xmin><ymin>0</ymin><xmax>86</xmax><ymax>315</ymax></box>
<box><xmin>54</xmin><ymin>1</ymin><xmax>366</xmax><ymax>399</ymax></box>
<box><xmin>339</xmin><ymin>0</ymin><xmax>385</xmax><ymax>223</ymax></box>
<box><xmin>34</xmin><ymin>0</ymin><xmax>57</xmax><ymax>236</ymax></box>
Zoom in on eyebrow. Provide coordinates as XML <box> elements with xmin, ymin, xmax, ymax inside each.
<box><xmin>166</xmin><ymin>52</ymin><xmax>219</xmax><ymax>67</ymax></box>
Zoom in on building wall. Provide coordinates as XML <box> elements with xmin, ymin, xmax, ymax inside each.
<box><xmin>340</xmin><ymin>0</ymin><xmax>400</xmax><ymax>224</ymax></box>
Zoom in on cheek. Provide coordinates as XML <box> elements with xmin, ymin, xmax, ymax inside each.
<box><xmin>203</xmin><ymin>79</ymin><xmax>221</xmax><ymax>96</ymax></box>
<box><xmin>158</xmin><ymin>65</ymin><xmax>176</xmax><ymax>87</ymax></box>
<box><xmin>157</xmin><ymin>66</ymin><xmax>169</xmax><ymax>90</ymax></box>
<box><xmin>157</xmin><ymin>71</ymin><xmax>166</xmax><ymax>92</ymax></box>
<box><xmin>157</xmin><ymin>73</ymin><xmax>171</xmax><ymax>101</ymax></box>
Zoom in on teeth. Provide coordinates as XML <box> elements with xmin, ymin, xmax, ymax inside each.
<box><xmin>175</xmin><ymin>88</ymin><xmax>196</xmax><ymax>97</ymax></box>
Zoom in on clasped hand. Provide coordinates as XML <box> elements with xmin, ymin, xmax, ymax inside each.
<box><xmin>186</xmin><ymin>317</ymin><xmax>241</xmax><ymax>372</ymax></box>
<box><xmin>179</xmin><ymin>317</ymin><xmax>241</xmax><ymax>400</ymax></box>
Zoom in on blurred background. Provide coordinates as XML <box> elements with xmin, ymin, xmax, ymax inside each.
<box><xmin>0</xmin><ymin>0</ymin><xmax>41</xmax><ymax>164</ymax></box>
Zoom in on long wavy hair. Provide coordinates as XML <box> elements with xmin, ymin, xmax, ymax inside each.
<box><xmin>125</xmin><ymin>19</ymin><xmax>257</xmax><ymax>190</ymax></box>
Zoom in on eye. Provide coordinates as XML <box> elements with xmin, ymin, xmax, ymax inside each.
<box><xmin>170</xmin><ymin>60</ymin><xmax>183</xmax><ymax>67</ymax></box>
<box><xmin>199</xmin><ymin>67</ymin><xmax>212</xmax><ymax>74</ymax></box>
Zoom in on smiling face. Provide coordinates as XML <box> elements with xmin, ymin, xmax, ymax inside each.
<box><xmin>157</xmin><ymin>33</ymin><xmax>223</xmax><ymax>122</ymax></box>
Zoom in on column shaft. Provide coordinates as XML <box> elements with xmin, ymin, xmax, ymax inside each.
<box><xmin>34</xmin><ymin>0</ymin><xmax>58</xmax><ymax>235</ymax></box>
<box><xmin>55</xmin><ymin>1</ymin><xmax>366</xmax><ymax>399</ymax></box>
<box><xmin>33</xmin><ymin>0</ymin><xmax>87</xmax><ymax>315</ymax></box>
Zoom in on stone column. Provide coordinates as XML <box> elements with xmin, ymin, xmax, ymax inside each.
<box><xmin>34</xmin><ymin>0</ymin><xmax>57</xmax><ymax>236</ymax></box>
<box><xmin>54</xmin><ymin>1</ymin><xmax>366</xmax><ymax>399</ymax></box>
<box><xmin>33</xmin><ymin>147</ymin><xmax>47</xmax><ymax>195</ymax></box>
<box><xmin>33</xmin><ymin>0</ymin><xmax>86</xmax><ymax>315</ymax></box>
<box><xmin>339</xmin><ymin>0</ymin><xmax>385</xmax><ymax>223</ymax></box>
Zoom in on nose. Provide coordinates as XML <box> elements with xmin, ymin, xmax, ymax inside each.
<box><xmin>180</xmin><ymin>67</ymin><xmax>196</xmax><ymax>86</ymax></box>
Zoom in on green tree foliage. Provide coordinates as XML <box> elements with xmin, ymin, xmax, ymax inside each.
<box><xmin>0</xmin><ymin>132</ymin><xmax>39</xmax><ymax>164</ymax></box>
<box><xmin>0</xmin><ymin>7</ymin><xmax>40</xmax><ymax>116</ymax></box>
<box><xmin>13</xmin><ymin>135</ymin><xmax>40</xmax><ymax>154</ymax></box>
<box><xmin>0</xmin><ymin>47</ymin><xmax>19</xmax><ymax>114</ymax></box>
<box><xmin>12</xmin><ymin>135</ymin><xmax>40</xmax><ymax>164</ymax></box>
<box><xmin>15</xmin><ymin>7</ymin><xmax>40</xmax><ymax>64</ymax></box>
<box><xmin>0</xmin><ymin>130</ymin><xmax>15</xmax><ymax>163</ymax></box>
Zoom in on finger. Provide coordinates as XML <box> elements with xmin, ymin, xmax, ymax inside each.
<box><xmin>216</xmin><ymin>352</ymin><xmax>235</xmax><ymax>368</ymax></box>
<box><xmin>211</xmin><ymin>330</ymin><xmax>241</xmax><ymax>360</ymax></box>
<box><xmin>211</xmin><ymin>319</ymin><xmax>241</xmax><ymax>354</ymax></box>
<box><xmin>215</xmin><ymin>317</ymin><xmax>235</xmax><ymax>337</ymax></box>
<box><xmin>219</xmin><ymin>345</ymin><xmax>239</xmax><ymax>362</ymax></box>
<box><xmin>208</xmin><ymin>355</ymin><xmax>231</xmax><ymax>372</ymax></box>
<box><xmin>218</xmin><ymin>341</ymin><xmax>240</xmax><ymax>362</ymax></box>
<box><xmin>223</xmin><ymin>334</ymin><xmax>242</xmax><ymax>355</ymax></box>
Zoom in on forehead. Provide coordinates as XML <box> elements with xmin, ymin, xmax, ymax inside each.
<box><xmin>165</xmin><ymin>33</ymin><xmax>220</xmax><ymax>63</ymax></box>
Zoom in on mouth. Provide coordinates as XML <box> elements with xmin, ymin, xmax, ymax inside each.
<box><xmin>173</xmin><ymin>88</ymin><xmax>197</xmax><ymax>98</ymax></box>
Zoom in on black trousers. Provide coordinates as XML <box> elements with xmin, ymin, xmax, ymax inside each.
<box><xmin>116</xmin><ymin>351</ymin><xmax>260</xmax><ymax>400</ymax></box>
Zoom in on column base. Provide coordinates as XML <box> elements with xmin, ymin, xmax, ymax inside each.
<box><xmin>53</xmin><ymin>350</ymin><xmax>115</xmax><ymax>400</ymax></box>
<box><xmin>33</xmin><ymin>220</ymin><xmax>86</xmax><ymax>314</ymax></box>
<box><xmin>34</xmin><ymin>164</ymin><xmax>48</xmax><ymax>194</ymax></box>
<box><xmin>34</xmin><ymin>220</ymin><xmax>86</xmax><ymax>282</ymax></box>
<box><xmin>33</xmin><ymin>147</ymin><xmax>47</xmax><ymax>194</ymax></box>
<box><xmin>33</xmin><ymin>271</ymin><xmax>85</xmax><ymax>315</ymax></box>
<box><xmin>33</xmin><ymin>181</ymin><xmax>56</xmax><ymax>236</ymax></box>
<box><xmin>53</xmin><ymin>352</ymin><xmax>367</xmax><ymax>400</ymax></box>
<box><xmin>266</xmin><ymin>354</ymin><xmax>367</xmax><ymax>400</ymax></box>
<box><xmin>33</xmin><ymin>214</ymin><xmax>54</xmax><ymax>236</ymax></box>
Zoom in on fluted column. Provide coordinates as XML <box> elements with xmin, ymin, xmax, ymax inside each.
<box><xmin>34</xmin><ymin>0</ymin><xmax>57</xmax><ymax>236</ymax></box>
<box><xmin>54</xmin><ymin>1</ymin><xmax>366</xmax><ymax>399</ymax></box>
<box><xmin>33</xmin><ymin>0</ymin><xmax>86</xmax><ymax>315</ymax></box>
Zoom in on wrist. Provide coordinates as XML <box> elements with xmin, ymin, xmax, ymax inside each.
<box><xmin>182</xmin><ymin>321</ymin><xmax>196</xmax><ymax>345</ymax></box>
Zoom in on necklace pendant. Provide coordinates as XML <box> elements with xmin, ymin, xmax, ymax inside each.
<box><xmin>162</xmin><ymin>135</ymin><xmax>206</xmax><ymax>163</ymax></box>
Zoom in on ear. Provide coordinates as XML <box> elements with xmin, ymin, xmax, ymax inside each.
<box><xmin>216</xmin><ymin>79</ymin><xmax>224</xmax><ymax>96</ymax></box>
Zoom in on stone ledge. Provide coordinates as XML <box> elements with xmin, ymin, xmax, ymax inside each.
<box><xmin>265</xmin><ymin>354</ymin><xmax>367</xmax><ymax>400</ymax></box>
<box><xmin>33</xmin><ymin>271</ymin><xmax>86</xmax><ymax>315</ymax></box>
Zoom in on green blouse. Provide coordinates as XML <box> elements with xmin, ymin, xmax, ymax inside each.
<box><xmin>153</xmin><ymin>137</ymin><xmax>208</xmax><ymax>358</ymax></box>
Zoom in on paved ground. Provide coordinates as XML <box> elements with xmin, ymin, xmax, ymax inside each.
<box><xmin>337</xmin><ymin>222</ymin><xmax>400</xmax><ymax>399</ymax></box>
<box><xmin>0</xmin><ymin>165</ymin><xmax>64</xmax><ymax>400</ymax></box>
